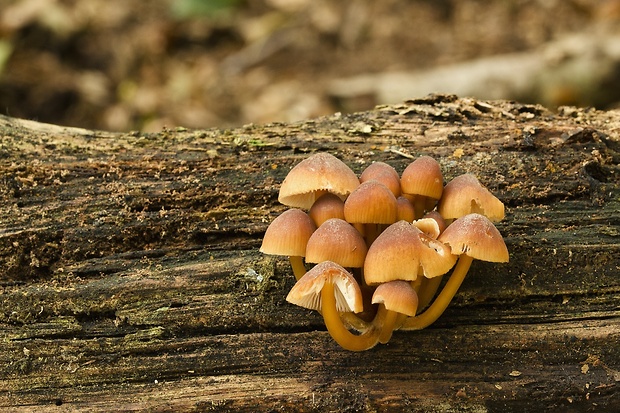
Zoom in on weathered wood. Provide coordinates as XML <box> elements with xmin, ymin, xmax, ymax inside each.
<box><xmin>0</xmin><ymin>95</ymin><xmax>618</xmax><ymax>412</ymax></box>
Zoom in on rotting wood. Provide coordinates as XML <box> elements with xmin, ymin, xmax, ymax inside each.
<box><xmin>0</xmin><ymin>95</ymin><xmax>618</xmax><ymax>412</ymax></box>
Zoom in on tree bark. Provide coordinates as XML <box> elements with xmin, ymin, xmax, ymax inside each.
<box><xmin>0</xmin><ymin>95</ymin><xmax>618</xmax><ymax>412</ymax></box>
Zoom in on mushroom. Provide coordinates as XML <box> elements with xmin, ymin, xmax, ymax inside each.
<box><xmin>363</xmin><ymin>220</ymin><xmax>455</xmax><ymax>340</ymax></box>
<box><xmin>401</xmin><ymin>213</ymin><xmax>509</xmax><ymax>330</ymax></box>
<box><xmin>308</xmin><ymin>193</ymin><xmax>345</xmax><ymax>227</ymax></box>
<box><xmin>305</xmin><ymin>218</ymin><xmax>367</xmax><ymax>269</ymax></box>
<box><xmin>371</xmin><ymin>280</ymin><xmax>419</xmax><ymax>343</ymax></box>
<box><xmin>260</xmin><ymin>208</ymin><xmax>316</xmax><ymax>280</ymax></box>
<box><xmin>396</xmin><ymin>196</ymin><xmax>416</xmax><ymax>222</ymax></box>
<box><xmin>278</xmin><ymin>153</ymin><xmax>359</xmax><ymax>209</ymax></box>
<box><xmin>359</xmin><ymin>161</ymin><xmax>401</xmax><ymax>197</ymax></box>
<box><xmin>400</xmin><ymin>155</ymin><xmax>444</xmax><ymax>219</ymax></box>
<box><xmin>305</xmin><ymin>218</ymin><xmax>373</xmax><ymax>326</ymax></box>
<box><xmin>364</xmin><ymin>220</ymin><xmax>456</xmax><ymax>285</ymax></box>
<box><xmin>437</xmin><ymin>173</ymin><xmax>505</xmax><ymax>222</ymax></box>
<box><xmin>286</xmin><ymin>261</ymin><xmax>382</xmax><ymax>351</ymax></box>
<box><xmin>344</xmin><ymin>180</ymin><xmax>398</xmax><ymax>245</ymax></box>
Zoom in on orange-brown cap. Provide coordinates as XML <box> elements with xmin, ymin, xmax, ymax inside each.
<box><xmin>437</xmin><ymin>174</ymin><xmax>505</xmax><ymax>222</ymax></box>
<box><xmin>278</xmin><ymin>153</ymin><xmax>359</xmax><ymax>209</ymax></box>
<box><xmin>308</xmin><ymin>193</ymin><xmax>345</xmax><ymax>227</ymax></box>
<box><xmin>396</xmin><ymin>196</ymin><xmax>415</xmax><ymax>222</ymax></box>
<box><xmin>260</xmin><ymin>209</ymin><xmax>316</xmax><ymax>257</ymax></box>
<box><xmin>305</xmin><ymin>218</ymin><xmax>367</xmax><ymax>268</ymax></box>
<box><xmin>364</xmin><ymin>220</ymin><xmax>456</xmax><ymax>284</ymax></box>
<box><xmin>438</xmin><ymin>213</ymin><xmax>509</xmax><ymax>262</ymax></box>
<box><xmin>344</xmin><ymin>180</ymin><xmax>398</xmax><ymax>224</ymax></box>
<box><xmin>360</xmin><ymin>162</ymin><xmax>401</xmax><ymax>197</ymax></box>
<box><xmin>286</xmin><ymin>260</ymin><xmax>363</xmax><ymax>313</ymax></box>
<box><xmin>400</xmin><ymin>155</ymin><xmax>443</xmax><ymax>200</ymax></box>
<box><xmin>371</xmin><ymin>280</ymin><xmax>419</xmax><ymax>316</ymax></box>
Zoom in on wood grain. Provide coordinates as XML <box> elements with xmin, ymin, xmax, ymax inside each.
<box><xmin>1</xmin><ymin>95</ymin><xmax>618</xmax><ymax>412</ymax></box>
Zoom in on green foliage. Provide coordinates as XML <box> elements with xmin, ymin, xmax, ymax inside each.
<box><xmin>171</xmin><ymin>0</ymin><xmax>243</xmax><ymax>19</ymax></box>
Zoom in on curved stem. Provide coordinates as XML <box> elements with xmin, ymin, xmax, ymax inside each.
<box><xmin>289</xmin><ymin>256</ymin><xmax>306</xmax><ymax>280</ymax></box>
<box><xmin>400</xmin><ymin>255</ymin><xmax>474</xmax><ymax>330</ymax></box>
<box><xmin>416</xmin><ymin>275</ymin><xmax>443</xmax><ymax>310</ymax></box>
<box><xmin>378</xmin><ymin>309</ymin><xmax>399</xmax><ymax>344</ymax></box>
<box><xmin>321</xmin><ymin>281</ymin><xmax>381</xmax><ymax>351</ymax></box>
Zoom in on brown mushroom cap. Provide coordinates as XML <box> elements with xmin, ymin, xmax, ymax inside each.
<box><xmin>438</xmin><ymin>213</ymin><xmax>509</xmax><ymax>262</ymax></box>
<box><xmin>371</xmin><ymin>280</ymin><xmax>419</xmax><ymax>317</ymax></box>
<box><xmin>286</xmin><ymin>260</ymin><xmax>363</xmax><ymax>313</ymax></box>
<box><xmin>260</xmin><ymin>208</ymin><xmax>316</xmax><ymax>257</ymax></box>
<box><xmin>437</xmin><ymin>174</ymin><xmax>505</xmax><ymax>222</ymax></box>
<box><xmin>400</xmin><ymin>155</ymin><xmax>443</xmax><ymax>200</ymax></box>
<box><xmin>364</xmin><ymin>220</ymin><xmax>456</xmax><ymax>285</ymax></box>
<box><xmin>305</xmin><ymin>218</ymin><xmax>367</xmax><ymax>268</ymax></box>
<box><xmin>396</xmin><ymin>196</ymin><xmax>416</xmax><ymax>222</ymax></box>
<box><xmin>308</xmin><ymin>193</ymin><xmax>345</xmax><ymax>227</ymax></box>
<box><xmin>278</xmin><ymin>153</ymin><xmax>360</xmax><ymax>209</ymax></box>
<box><xmin>360</xmin><ymin>162</ymin><xmax>401</xmax><ymax>197</ymax></box>
<box><xmin>344</xmin><ymin>180</ymin><xmax>398</xmax><ymax>224</ymax></box>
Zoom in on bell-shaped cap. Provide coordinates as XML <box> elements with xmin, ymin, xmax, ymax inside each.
<box><xmin>400</xmin><ymin>155</ymin><xmax>443</xmax><ymax>200</ymax></box>
<box><xmin>371</xmin><ymin>280</ymin><xmax>419</xmax><ymax>317</ymax></box>
<box><xmin>305</xmin><ymin>218</ymin><xmax>367</xmax><ymax>268</ymax></box>
<box><xmin>344</xmin><ymin>180</ymin><xmax>398</xmax><ymax>224</ymax></box>
<box><xmin>278</xmin><ymin>153</ymin><xmax>359</xmax><ymax>209</ymax></box>
<box><xmin>260</xmin><ymin>209</ymin><xmax>316</xmax><ymax>257</ymax></box>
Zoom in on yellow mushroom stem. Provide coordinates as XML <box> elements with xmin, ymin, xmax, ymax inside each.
<box><xmin>378</xmin><ymin>311</ymin><xmax>407</xmax><ymax>344</ymax></box>
<box><xmin>401</xmin><ymin>255</ymin><xmax>474</xmax><ymax>330</ymax></box>
<box><xmin>288</xmin><ymin>256</ymin><xmax>307</xmax><ymax>280</ymax></box>
<box><xmin>416</xmin><ymin>275</ymin><xmax>444</xmax><ymax>310</ymax></box>
<box><xmin>321</xmin><ymin>281</ymin><xmax>383</xmax><ymax>351</ymax></box>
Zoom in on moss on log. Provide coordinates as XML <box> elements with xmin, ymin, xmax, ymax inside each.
<box><xmin>0</xmin><ymin>95</ymin><xmax>618</xmax><ymax>412</ymax></box>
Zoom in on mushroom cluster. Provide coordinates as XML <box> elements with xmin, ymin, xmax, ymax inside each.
<box><xmin>260</xmin><ymin>153</ymin><xmax>509</xmax><ymax>351</ymax></box>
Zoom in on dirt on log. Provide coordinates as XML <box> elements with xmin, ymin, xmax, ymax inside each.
<box><xmin>0</xmin><ymin>95</ymin><xmax>618</xmax><ymax>412</ymax></box>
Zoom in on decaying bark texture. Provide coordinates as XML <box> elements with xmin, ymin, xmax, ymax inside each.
<box><xmin>0</xmin><ymin>95</ymin><xmax>618</xmax><ymax>412</ymax></box>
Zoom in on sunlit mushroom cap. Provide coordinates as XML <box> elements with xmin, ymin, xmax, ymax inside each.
<box><xmin>278</xmin><ymin>153</ymin><xmax>359</xmax><ymax>209</ymax></box>
<box><xmin>438</xmin><ymin>174</ymin><xmax>505</xmax><ymax>222</ymax></box>
<box><xmin>260</xmin><ymin>209</ymin><xmax>316</xmax><ymax>257</ymax></box>
<box><xmin>360</xmin><ymin>162</ymin><xmax>401</xmax><ymax>197</ymax></box>
<box><xmin>344</xmin><ymin>180</ymin><xmax>398</xmax><ymax>224</ymax></box>
<box><xmin>364</xmin><ymin>220</ymin><xmax>456</xmax><ymax>285</ymax></box>
<box><xmin>286</xmin><ymin>260</ymin><xmax>363</xmax><ymax>313</ymax></box>
<box><xmin>305</xmin><ymin>218</ymin><xmax>367</xmax><ymax>268</ymax></box>
<box><xmin>400</xmin><ymin>155</ymin><xmax>443</xmax><ymax>200</ymax></box>
<box><xmin>372</xmin><ymin>280</ymin><xmax>419</xmax><ymax>317</ymax></box>
<box><xmin>438</xmin><ymin>213</ymin><xmax>509</xmax><ymax>262</ymax></box>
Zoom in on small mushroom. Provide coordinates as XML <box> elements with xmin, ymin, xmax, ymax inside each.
<box><xmin>286</xmin><ymin>261</ymin><xmax>382</xmax><ymax>351</ymax></box>
<box><xmin>371</xmin><ymin>280</ymin><xmax>419</xmax><ymax>344</ymax></box>
<box><xmin>437</xmin><ymin>174</ymin><xmax>505</xmax><ymax>222</ymax></box>
<box><xmin>278</xmin><ymin>153</ymin><xmax>359</xmax><ymax>209</ymax></box>
<box><xmin>359</xmin><ymin>161</ymin><xmax>401</xmax><ymax>197</ymax></box>
<box><xmin>344</xmin><ymin>180</ymin><xmax>398</xmax><ymax>245</ymax></box>
<box><xmin>260</xmin><ymin>208</ymin><xmax>316</xmax><ymax>280</ymax></box>
<box><xmin>401</xmin><ymin>213</ymin><xmax>509</xmax><ymax>330</ymax></box>
<box><xmin>308</xmin><ymin>193</ymin><xmax>346</xmax><ymax>227</ymax></box>
<box><xmin>400</xmin><ymin>155</ymin><xmax>444</xmax><ymax>219</ymax></box>
<box><xmin>396</xmin><ymin>196</ymin><xmax>416</xmax><ymax>222</ymax></box>
<box><xmin>364</xmin><ymin>220</ymin><xmax>456</xmax><ymax>285</ymax></box>
<box><xmin>305</xmin><ymin>218</ymin><xmax>367</xmax><ymax>269</ymax></box>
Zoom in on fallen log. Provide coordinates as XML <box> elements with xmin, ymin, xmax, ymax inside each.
<box><xmin>0</xmin><ymin>95</ymin><xmax>618</xmax><ymax>412</ymax></box>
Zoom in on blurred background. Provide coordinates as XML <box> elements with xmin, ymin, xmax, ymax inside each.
<box><xmin>1</xmin><ymin>0</ymin><xmax>619</xmax><ymax>132</ymax></box>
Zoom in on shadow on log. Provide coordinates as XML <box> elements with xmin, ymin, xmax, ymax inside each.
<box><xmin>0</xmin><ymin>95</ymin><xmax>618</xmax><ymax>412</ymax></box>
